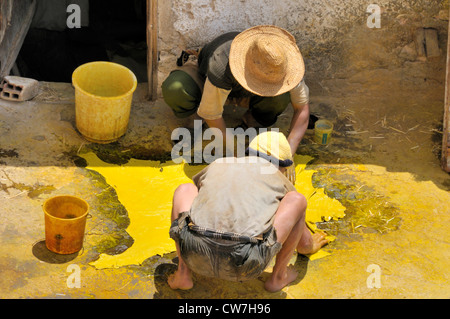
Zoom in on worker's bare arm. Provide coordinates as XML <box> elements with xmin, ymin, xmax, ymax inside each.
<box><xmin>287</xmin><ymin>102</ymin><xmax>310</xmax><ymax>155</ymax></box>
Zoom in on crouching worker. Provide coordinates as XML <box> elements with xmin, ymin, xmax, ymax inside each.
<box><xmin>168</xmin><ymin>131</ymin><xmax>328</xmax><ymax>292</ymax></box>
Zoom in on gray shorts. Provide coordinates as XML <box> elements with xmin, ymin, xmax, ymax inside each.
<box><xmin>169</xmin><ymin>211</ymin><xmax>282</xmax><ymax>282</ymax></box>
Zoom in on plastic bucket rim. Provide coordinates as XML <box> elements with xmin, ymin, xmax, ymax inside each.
<box><xmin>315</xmin><ymin>119</ymin><xmax>334</xmax><ymax>130</ymax></box>
<box><xmin>72</xmin><ymin>61</ymin><xmax>138</xmax><ymax>100</ymax></box>
<box><xmin>43</xmin><ymin>195</ymin><xmax>90</xmax><ymax>222</ymax></box>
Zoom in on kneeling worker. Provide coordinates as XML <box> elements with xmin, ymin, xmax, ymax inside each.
<box><xmin>168</xmin><ymin>131</ymin><xmax>328</xmax><ymax>292</ymax></box>
<box><xmin>162</xmin><ymin>25</ymin><xmax>313</xmax><ymax>156</ymax></box>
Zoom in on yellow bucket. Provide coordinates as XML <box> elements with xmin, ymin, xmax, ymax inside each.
<box><xmin>72</xmin><ymin>61</ymin><xmax>137</xmax><ymax>144</ymax></box>
<box><xmin>43</xmin><ymin>195</ymin><xmax>89</xmax><ymax>255</ymax></box>
<box><xmin>314</xmin><ymin>119</ymin><xmax>333</xmax><ymax>145</ymax></box>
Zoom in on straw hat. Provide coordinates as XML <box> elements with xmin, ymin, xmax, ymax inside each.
<box><xmin>229</xmin><ymin>25</ymin><xmax>305</xmax><ymax>97</ymax></box>
<box><xmin>247</xmin><ymin>131</ymin><xmax>293</xmax><ymax>167</ymax></box>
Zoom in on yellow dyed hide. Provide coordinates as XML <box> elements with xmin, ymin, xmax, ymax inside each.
<box><xmin>82</xmin><ymin>153</ymin><xmax>345</xmax><ymax>269</ymax></box>
<box><xmin>293</xmin><ymin>155</ymin><xmax>346</xmax><ymax>229</ymax></box>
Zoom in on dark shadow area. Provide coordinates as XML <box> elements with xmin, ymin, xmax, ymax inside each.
<box><xmin>152</xmin><ymin>262</ymin><xmax>180</xmax><ymax>299</ymax></box>
<box><xmin>32</xmin><ymin>240</ymin><xmax>79</xmax><ymax>264</ymax></box>
<box><xmin>16</xmin><ymin>0</ymin><xmax>147</xmax><ymax>83</ymax></box>
<box><xmin>152</xmin><ymin>255</ymin><xmax>293</xmax><ymax>299</ymax></box>
<box><xmin>291</xmin><ymin>254</ymin><xmax>310</xmax><ymax>285</ymax></box>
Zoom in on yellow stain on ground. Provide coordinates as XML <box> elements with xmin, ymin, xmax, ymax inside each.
<box><xmin>82</xmin><ymin>152</ymin><xmax>346</xmax><ymax>269</ymax></box>
<box><xmin>292</xmin><ymin>154</ymin><xmax>346</xmax><ymax>260</ymax></box>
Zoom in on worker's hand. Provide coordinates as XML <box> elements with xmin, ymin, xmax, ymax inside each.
<box><xmin>286</xmin><ymin>165</ymin><xmax>296</xmax><ymax>185</ymax></box>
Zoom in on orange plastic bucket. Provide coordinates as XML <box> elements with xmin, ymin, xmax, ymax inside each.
<box><xmin>43</xmin><ymin>195</ymin><xmax>89</xmax><ymax>254</ymax></box>
<box><xmin>72</xmin><ymin>61</ymin><xmax>137</xmax><ymax>144</ymax></box>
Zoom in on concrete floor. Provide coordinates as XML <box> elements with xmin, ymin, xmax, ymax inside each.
<box><xmin>0</xmin><ymin>80</ymin><xmax>449</xmax><ymax>299</ymax></box>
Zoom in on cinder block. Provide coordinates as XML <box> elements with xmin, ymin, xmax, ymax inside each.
<box><xmin>0</xmin><ymin>76</ymin><xmax>39</xmax><ymax>101</ymax></box>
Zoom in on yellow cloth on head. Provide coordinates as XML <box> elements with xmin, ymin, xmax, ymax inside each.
<box><xmin>248</xmin><ymin>131</ymin><xmax>293</xmax><ymax>167</ymax></box>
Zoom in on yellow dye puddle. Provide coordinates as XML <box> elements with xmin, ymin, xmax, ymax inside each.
<box><xmin>81</xmin><ymin>153</ymin><xmax>346</xmax><ymax>269</ymax></box>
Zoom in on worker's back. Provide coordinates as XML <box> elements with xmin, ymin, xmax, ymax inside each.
<box><xmin>190</xmin><ymin>156</ymin><xmax>295</xmax><ymax>238</ymax></box>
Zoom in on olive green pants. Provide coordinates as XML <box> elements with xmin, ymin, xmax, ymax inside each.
<box><xmin>161</xmin><ymin>69</ymin><xmax>290</xmax><ymax>127</ymax></box>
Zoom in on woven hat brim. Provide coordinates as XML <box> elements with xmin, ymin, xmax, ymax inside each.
<box><xmin>230</xmin><ymin>25</ymin><xmax>305</xmax><ymax>97</ymax></box>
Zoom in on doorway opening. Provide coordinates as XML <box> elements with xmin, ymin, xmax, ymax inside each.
<box><xmin>16</xmin><ymin>0</ymin><xmax>148</xmax><ymax>83</ymax></box>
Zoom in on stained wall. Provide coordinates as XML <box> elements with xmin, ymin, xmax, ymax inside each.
<box><xmin>156</xmin><ymin>0</ymin><xmax>449</xmax><ymax>97</ymax></box>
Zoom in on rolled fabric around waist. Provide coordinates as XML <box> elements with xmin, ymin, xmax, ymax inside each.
<box><xmin>186</xmin><ymin>215</ymin><xmax>270</xmax><ymax>244</ymax></box>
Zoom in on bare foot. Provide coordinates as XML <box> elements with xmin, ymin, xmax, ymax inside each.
<box><xmin>264</xmin><ymin>265</ymin><xmax>298</xmax><ymax>293</ymax></box>
<box><xmin>297</xmin><ymin>231</ymin><xmax>329</xmax><ymax>255</ymax></box>
<box><xmin>167</xmin><ymin>271</ymin><xmax>194</xmax><ymax>290</ymax></box>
